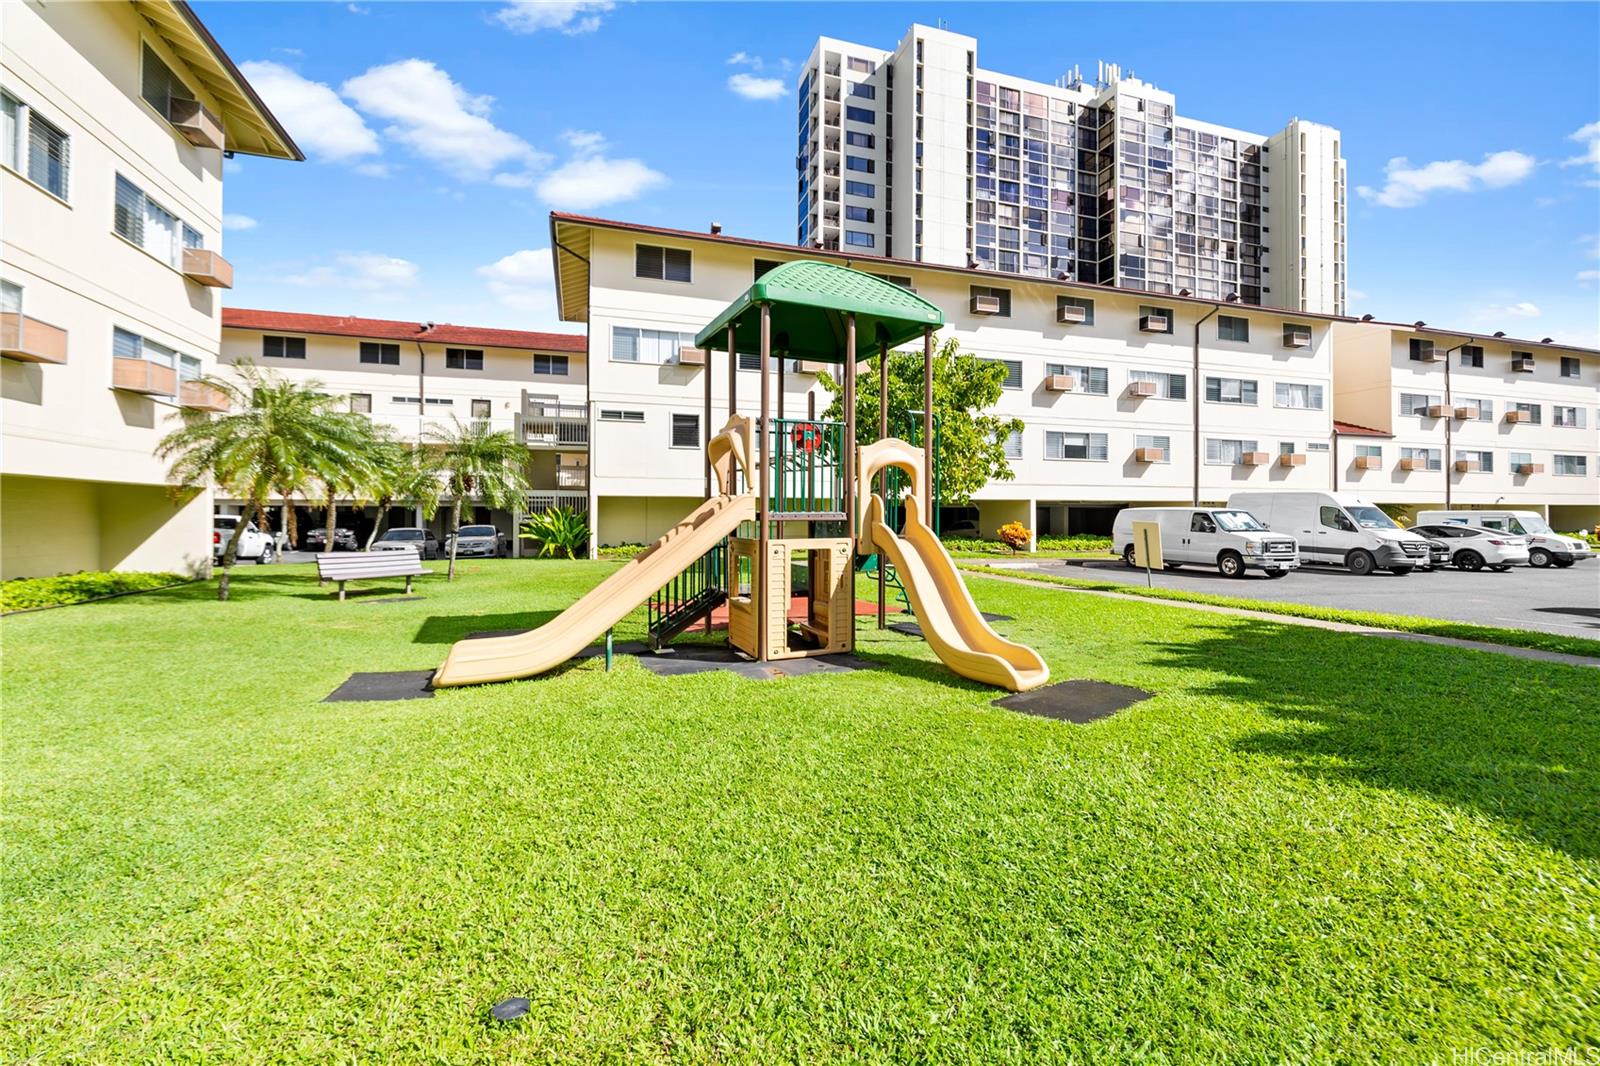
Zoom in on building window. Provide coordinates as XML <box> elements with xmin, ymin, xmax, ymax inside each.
<box><xmin>848</xmin><ymin>56</ymin><xmax>873</xmax><ymax>73</ymax></box>
<box><xmin>1057</xmin><ymin>296</ymin><xmax>1094</xmax><ymax>324</ymax></box>
<box><xmin>970</xmin><ymin>285</ymin><xmax>1011</xmax><ymax>316</ymax></box>
<box><xmin>845</xmin><ymin>156</ymin><xmax>874</xmax><ymax>173</ymax></box>
<box><xmin>0</xmin><ymin>92</ymin><xmax>16</xmax><ymax>172</ymax></box>
<box><xmin>985</xmin><ymin>359</ymin><xmax>1023</xmax><ymax>389</ymax></box>
<box><xmin>846</xmin><ymin>131</ymin><xmax>874</xmax><ymax>148</ymax></box>
<box><xmin>262</xmin><ymin>335</ymin><xmax>306</xmax><ymax>359</ymax></box>
<box><xmin>114</xmin><ymin>174</ymin><xmax>189</xmax><ymax>268</ymax></box>
<box><xmin>599</xmin><ymin>409</ymin><xmax>645</xmax><ymax>422</ymax></box>
<box><xmin>1455</xmin><ymin>449</ymin><xmax>1494</xmax><ymax>472</ymax></box>
<box><xmin>1205</xmin><ymin>438</ymin><xmax>1259</xmax><ymax>465</ymax></box>
<box><xmin>1457</xmin><ymin>397</ymin><xmax>1492</xmax><ymax>420</ymax></box>
<box><xmin>1135</xmin><ymin>434</ymin><xmax>1171</xmax><ymax>462</ymax></box>
<box><xmin>1553</xmin><ymin>405</ymin><xmax>1586</xmax><ymax>428</ymax></box>
<box><xmin>1273</xmin><ymin>382</ymin><xmax>1324</xmax><ymax>410</ymax></box>
<box><xmin>1554</xmin><ymin>454</ymin><xmax>1589</xmax><ymax>476</ymax></box>
<box><xmin>1205</xmin><ymin>376</ymin><xmax>1258</xmax><ymax>405</ymax></box>
<box><xmin>1129</xmin><ymin>369</ymin><xmax>1186</xmax><ymax>399</ymax></box>
<box><xmin>444</xmin><ymin>347</ymin><xmax>483</xmax><ymax>370</ymax></box>
<box><xmin>871</xmin><ymin>273</ymin><xmax>915</xmax><ymax>290</ymax></box>
<box><xmin>845</xmin><ymin>205</ymin><xmax>875</xmax><ymax>223</ymax></box>
<box><xmin>533</xmin><ymin>353</ymin><xmax>569</xmax><ymax>376</ymax></box>
<box><xmin>635</xmin><ymin>244</ymin><xmax>692</xmax><ymax>282</ymax></box>
<box><xmin>845</xmin><ymin>105</ymin><xmax>874</xmax><ymax>124</ymax></box>
<box><xmin>1138</xmin><ymin>305</ymin><xmax>1174</xmax><ymax>334</ymax></box>
<box><xmin>140</xmin><ymin>43</ymin><xmax>195</xmax><ymax>122</ymax></box>
<box><xmin>349</xmin><ymin>393</ymin><xmax>372</xmax><ymax>414</ymax></box>
<box><xmin>1045</xmin><ymin>363</ymin><xmax>1108</xmax><ymax>394</ymax></box>
<box><xmin>753</xmin><ymin>258</ymin><xmax>783</xmax><ymax>281</ymax></box>
<box><xmin>471</xmin><ymin>398</ymin><xmax>492</xmax><ymax>420</ymax></box>
<box><xmin>1045</xmin><ymin>431</ymin><xmax>1108</xmax><ymax>461</ymax></box>
<box><xmin>1408</xmin><ymin>338</ymin><xmax>1436</xmax><ymax>361</ymax></box>
<box><xmin>1509</xmin><ymin>451</ymin><xmax>1533</xmax><ymax>471</ymax></box>
<box><xmin>669</xmin><ymin>413</ymin><xmax>700</xmax><ymax>448</ymax></box>
<box><xmin>1560</xmin><ymin>356</ymin><xmax>1582</xmax><ymax>379</ymax></box>
<box><xmin>360</xmin><ymin>342</ymin><xmax>400</xmax><ymax>365</ymax></box>
<box><xmin>1279</xmin><ymin>442</ymin><xmax>1298</xmax><ymax>456</ymax></box>
<box><xmin>845</xmin><ymin>230</ymin><xmax>875</xmax><ymax>248</ymax></box>
<box><xmin>845</xmin><ymin>180</ymin><xmax>874</xmax><ymax>197</ymax></box>
<box><xmin>612</xmin><ymin>326</ymin><xmax>695</xmax><ymax>364</ymax></box>
<box><xmin>1355</xmin><ymin>444</ymin><xmax>1382</xmax><ymax>460</ymax></box>
<box><xmin>1002</xmin><ymin>428</ymin><xmax>1023</xmax><ymax>459</ymax></box>
<box><xmin>848</xmin><ymin>82</ymin><xmax>875</xmax><ymax>100</ymax></box>
<box><xmin>1510</xmin><ymin>401</ymin><xmax>1541</xmax><ymax>424</ymax></box>
<box><xmin>1459</xmin><ymin>345</ymin><xmax>1484</xmax><ymax>368</ymax></box>
<box><xmin>1401</xmin><ymin>447</ymin><xmax>1442</xmax><ymax>471</ymax></box>
<box><xmin>112</xmin><ymin>327</ymin><xmax>178</xmax><ymax>396</ymax></box>
<box><xmin>22</xmin><ymin>102</ymin><xmax>70</xmax><ymax>201</ymax></box>
<box><xmin>1216</xmin><ymin>315</ymin><xmax>1249</xmax><ymax>342</ymax></box>
<box><xmin>0</xmin><ymin>279</ymin><xmax>20</xmax><ymax>316</ymax></box>
<box><xmin>1399</xmin><ymin>392</ymin><xmax>1441</xmax><ymax>416</ymax></box>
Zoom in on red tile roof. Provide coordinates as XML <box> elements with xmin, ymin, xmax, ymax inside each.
<box><xmin>1333</xmin><ymin>420</ymin><xmax>1390</xmax><ymax>437</ymax></box>
<box><xmin>221</xmin><ymin>308</ymin><xmax>585</xmax><ymax>353</ymax></box>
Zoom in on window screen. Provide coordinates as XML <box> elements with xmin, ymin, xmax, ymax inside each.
<box><xmin>670</xmin><ymin>413</ymin><xmax>700</xmax><ymax>448</ymax></box>
<box><xmin>262</xmin><ymin>335</ymin><xmax>306</xmax><ymax>359</ymax></box>
<box><xmin>360</xmin><ymin>342</ymin><xmax>400</xmax><ymax>365</ymax></box>
<box><xmin>635</xmin><ymin>244</ymin><xmax>692</xmax><ymax>282</ymax></box>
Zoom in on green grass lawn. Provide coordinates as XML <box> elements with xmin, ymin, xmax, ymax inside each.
<box><xmin>4</xmin><ymin>560</ymin><xmax>1598</xmax><ymax>1062</ymax></box>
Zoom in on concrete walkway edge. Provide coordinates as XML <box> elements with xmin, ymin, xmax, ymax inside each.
<box><xmin>965</xmin><ymin>570</ymin><xmax>1600</xmax><ymax>670</ymax></box>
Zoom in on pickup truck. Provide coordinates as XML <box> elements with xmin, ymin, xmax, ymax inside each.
<box><xmin>213</xmin><ymin>514</ymin><xmax>278</xmax><ymax>564</ymax></box>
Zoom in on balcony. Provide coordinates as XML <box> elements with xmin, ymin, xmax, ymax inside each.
<box><xmin>555</xmin><ymin>466</ymin><xmax>588</xmax><ymax>490</ymax></box>
<box><xmin>179</xmin><ymin>379</ymin><xmax>230</xmax><ymax>412</ymax></box>
<box><xmin>1044</xmin><ymin>373</ymin><xmax>1074</xmax><ymax>392</ymax></box>
<box><xmin>519</xmin><ymin>401</ymin><xmax>589</xmax><ymax>449</ymax></box>
<box><xmin>0</xmin><ymin>313</ymin><xmax>68</xmax><ymax>364</ymax></box>
<box><xmin>168</xmin><ymin>98</ymin><xmax>224</xmax><ymax>150</ymax></box>
<box><xmin>1516</xmin><ymin>462</ymin><xmax>1544</xmax><ymax>475</ymax></box>
<box><xmin>1240</xmin><ymin>451</ymin><xmax>1271</xmax><ymax>467</ymax></box>
<box><xmin>1353</xmin><ymin>455</ymin><xmax>1382</xmax><ymax>470</ymax></box>
<box><xmin>1133</xmin><ymin>446</ymin><xmax>1164</xmax><ymax>463</ymax></box>
<box><xmin>1127</xmin><ymin>380</ymin><xmax>1158</xmax><ymax>398</ymax></box>
<box><xmin>112</xmin><ymin>356</ymin><xmax>177</xmax><ymax>396</ymax></box>
<box><xmin>1454</xmin><ymin>459</ymin><xmax>1480</xmax><ymax>473</ymax></box>
<box><xmin>1277</xmin><ymin>453</ymin><xmax>1306</xmax><ymax>468</ymax></box>
<box><xmin>182</xmin><ymin>247</ymin><xmax>233</xmax><ymax>288</ymax></box>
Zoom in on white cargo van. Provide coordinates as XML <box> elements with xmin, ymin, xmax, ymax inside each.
<box><xmin>1228</xmin><ymin>491</ymin><xmax>1429</xmax><ymax>576</ymax></box>
<box><xmin>1112</xmin><ymin>507</ymin><xmax>1300</xmax><ymax>578</ymax></box>
<box><xmin>1413</xmin><ymin>510</ymin><xmax>1592</xmax><ymax>569</ymax></box>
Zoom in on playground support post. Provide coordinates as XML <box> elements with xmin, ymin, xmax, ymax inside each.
<box><xmin>727</xmin><ymin>324</ymin><xmax>737</xmax><ymax>421</ymax></box>
<box><xmin>877</xmin><ymin>337</ymin><xmax>888</xmax><ymax>629</ymax></box>
<box><xmin>757</xmin><ymin>301</ymin><xmax>772</xmax><ymax>662</ymax></box>
<box><xmin>702</xmin><ymin>345</ymin><xmax>711</xmax><ymax>499</ymax></box>
<box><xmin>923</xmin><ymin>326</ymin><xmax>934</xmax><ymax>516</ymax></box>
<box><xmin>843</xmin><ymin>314</ymin><xmax>858</xmax><ymax>648</ymax></box>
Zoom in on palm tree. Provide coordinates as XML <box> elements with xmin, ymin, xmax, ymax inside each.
<box><xmin>158</xmin><ymin>362</ymin><xmax>376</xmax><ymax>600</ymax></box>
<box><xmin>423</xmin><ymin>416</ymin><xmax>529</xmax><ymax>581</ymax></box>
<box><xmin>311</xmin><ymin>419</ymin><xmax>379</xmax><ymax>558</ymax></box>
<box><xmin>361</xmin><ymin>438</ymin><xmax>443</xmax><ymax>550</ymax></box>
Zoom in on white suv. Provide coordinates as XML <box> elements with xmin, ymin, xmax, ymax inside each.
<box><xmin>213</xmin><ymin>514</ymin><xmax>277</xmax><ymax>564</ymax></box>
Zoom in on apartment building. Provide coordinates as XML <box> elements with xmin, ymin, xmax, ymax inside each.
<box><xmin>552</xmin><ymin>211</ymin><xmax>1346</xmax><ymax>551</ymax></box>
<box><xmin>796</xmin><ymin>27</ymin><xmax>1347</xmax><ymax>316</ymax></box>
<box><xmin>1</xmin><ymin>0</ymin><xmax>299</xmax><ymax>579</ymax></box>
<box><xmin>1333</xmin><ymin>323</ymin><xmax>1600</xmax><ymax>530</ymax></box>
<box><xmin>219</xmin><ymin>310</ymin><xmax>587</xmax><ymax>546</ymax></box>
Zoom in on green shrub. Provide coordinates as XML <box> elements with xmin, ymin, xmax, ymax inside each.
<box><xmin>940</xmin><ymin>534</ymin><xmax>1112</xmax><ymax>555</ymax></box>
<box><xmin>2</xmin><ymin>571</ymin><xmax>188</xmax><ymax>613</ymax></box>
<box><xmin>1567</xmin><ymin>530</ymin><xmax>1600</xmax><ymax>549</ymax></box>
<box><xmin>518</xmin><ymin>507</ymin><xmax>590</xmax><ymax>559</ymax></box>
<box><xmin>598</xmin><ymin>543</ymin><xmax>647</xmax><ymax>560</ymax></box>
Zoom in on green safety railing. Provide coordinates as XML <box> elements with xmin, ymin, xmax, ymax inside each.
<box><xmin>882</xmin><ymin>411</ymin><xmax>941</xmax><ymax>535</ymax></box>
<box><xmin>769</xmin><ymin>417</ymin><xmax>846</xmax><ymax>518</ymax></box>
<box><xmin>647</xmin><ymin>538</ymin><xmax>728</xmax><ymax>649</ymax></box>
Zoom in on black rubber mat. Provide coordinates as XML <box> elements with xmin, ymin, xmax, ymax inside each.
<box><xmin>887</xmin><ymin>612</ymin><xmax>1013</xmax><ymax>638</ymax></box>
<box><xmin>992</xmin><ymin>680</ymin><xmax>1151</xmax><ymax>723</ymax></box>
<box><xmin>324</xmin><ymin>670</ymin><xmax>436</xmax><ymax>702</ymax></box>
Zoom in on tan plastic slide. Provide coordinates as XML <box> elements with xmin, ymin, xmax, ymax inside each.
<box><xmin>858</xmin><ymin>439</ymin><xmax>1049</xmax><ymax>693</ymax></box>
<box><xmin>432</xmin><ymin>492</ymin><xmax>756</xmax><ymax>687</ymax></box>
<box><xmin>433</xmin><ymin>415</ymin><xmax>758</xmax><ymax>688</ymax></box>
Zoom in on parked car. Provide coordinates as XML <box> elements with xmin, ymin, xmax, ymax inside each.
<box><xmin>1410</xmin><ymin>524</ymin><xmax>1531</xmax><ymax>572</ymax></box>
<box><xmin>371</xmin><ymin>527</ymin><xmax>441</xmax><ymax>560</ymax></box>
<box><xmin>302</xmin><ymin>526</ymin><xmax>358</xmax><ymax>552</ymax></box>
<box><xmin>1228</xmin><ymin>491</ymin><xmax>1430</xmax><ymax>576</ymax></box>
<box><xmin>1415</xmin><ymin>535</ymin><xmax>1452</xmax><ymax>571</ymax></box>
<box><xmin>1113</xmin><ymin>506</ymin><xmax>1299</xmax><ymax>578</ymax></box>
<box><xmin>212</xmin><ymin>514</ymin><xmax>277</xmax><ymax>564</ymax></box>
<box><xmin>446</xmin><ymin>524</ymin><xmax>507</xmax><ymax>558</ymax></box>
<box><xmin>1414</xmin><ymin>510</ymin><xmax>1592</xmax><ymax>569</ymax></box>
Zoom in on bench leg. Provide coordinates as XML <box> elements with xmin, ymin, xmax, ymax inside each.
<box><xmin>405</xmin><ymin>575</ymin><xmax>413</xmax><ymax>595</ymax></box>
<box><xmin>338</xmin><ymin>581</ymin><xmax>346</xmax><ymax>601</ymax></box>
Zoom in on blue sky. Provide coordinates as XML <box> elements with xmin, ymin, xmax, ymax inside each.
<box><xmin>201</xmin><ymin>1</ymin><xmax>1600</xmax><ymax>345</ymax></box>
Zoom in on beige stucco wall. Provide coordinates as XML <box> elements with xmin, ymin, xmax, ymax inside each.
<box><xmin>1</xmin><ymin>474</ymin><xmax>211</xmax><ymax>579</ymax></box>
<box><xmin>595</xmin><ymin>495</ymin><xmax>708</xmax><ymax>547</ymax></box>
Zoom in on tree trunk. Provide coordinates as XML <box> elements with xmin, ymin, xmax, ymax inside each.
<box><xmin>217</xmin><ymin>497</ymin><xmax>258</xmax><ymax>602</ymax></box>
<box><xmin>281</xmin><ymin>490</ymin><xmax>298</xmax><ymax>553</ymax></box>
<box><xmin>446</xmin><ymin>496</ymin><xmax>462</xmax><ymax>581</ymax></box>
<box><xmin>364</xmin><ymin>496</ymin><xmax>391</xmax><ymax>551</ymax></box>
<box><xmin>324</xmin><ymin>483</ymin><xmax>338</xmax><ymax>554</ymax></box>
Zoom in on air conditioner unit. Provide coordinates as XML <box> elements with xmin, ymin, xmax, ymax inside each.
<box><xmin>1134</xmin><ymin>446</ymin><xmax>1164</xmax><ymax>463</ymax></box>
<box><xmin>1056</xmin><ymin>304</ymin><xmax>1087</xmax><ymax>324</ymax></box>
<box><xmin>1398</xmin><ymin>457</ymin><xmax>1422</xmax><ymax>471</ymax></box>
<box><xmin>1282</xmin><ymin>328</ymin><xmax>1312</xmax><ymax>349</ymax></box>
<box><xmin>1044</xmin><ymin>374</ymin><xmax>1074</xmax><ymax>392</ymax></box>
<box><xmin>1511</xmin><ymin>354</ymin><xmax>1535</xmax><ymax>373</ymax></box>
<box><xmin>1452</xmin><ymin>406</ymin><xmax>1474</xmax><ymax>420</ymax></box>
<box><xmin>1126</xmin><ymin>380</ymin><xmax>1158</xmax><ymax>398</ymax></box>
<box><xmin>1353</xmin><ymin>455</ymin><xmax>1382</xmax><ymax>470</ymax></box>
<box><xmin>1516</xmin><ymin>462</ymin><xmax>1544</xmax><ymax>475</ymax></box>
<box><xmin>1278</xmin><ymin>453</ymin><xmax>1306</xmax><ymax>467</ymax></box>
<box><xmin>1418</xmin><ymin>347</ymin><xmax>1444</xmax><ymax>363</ymax></box>
<box><xmin>970</xmin><ymin>294</ymin><xmax>1002</xmax><ymax>315</ymax></box>
<box><xmin>677</xmin><ymin>346</ymin><xmax>705</xmax><ymax>366</ymax></box>
<box><xmin>1504</xmin><ymin>410</ymin><xmax>1527</xmax><ymax>424</ymax></box>
<box><xmin>168</xmin><ymin>98</ymin><xmax>224</xmax><ymax>150</ymax></box>
<box><xmin>1454</xmin><ymin>459</ymin><xmax>1480</xmax><ymax>472</ymax></box>
<box><xmin>1138</xmin><ymin>314</ymin><xmax>1168</xmax><ymax>333</ymax></box>
<box><xmin>1426</xmin><ymin>403</ymin><xmax>1449</xmax><ymax>418</ymax></box>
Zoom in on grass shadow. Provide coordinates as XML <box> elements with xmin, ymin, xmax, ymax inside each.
<box><xmin>413</xmin><ymin>611</ymin><xmax>563</xmax><ymax>644</ymax></box>
<box><xmin>1149</xmin><ymin>618</ymin><xmax>1600</xmax><ymax>860</ymax></box>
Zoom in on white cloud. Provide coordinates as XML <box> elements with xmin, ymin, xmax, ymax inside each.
<box><xmin>286</xmin><ymin>252</ymin><xmax>419</xmax><ymax>296</ymax></box>
<box><xmin>341</xmin><ymin>59</ymin><xmax>546</xmax><ymax>183</ymax></box>
<box><xmin>1577</xmin><ymin>270</ymin><xmax>1600</xmax><ymax>284</ymax></box>
<box><xmin>347</xmin><ymin>4</ymin><xmax>369</xmax><ymax>13</ymax></box>
<box><xmin>1346</xmin><ymin>287</ymin><xmax>1369</xmax><ymax>303</ymax></box>
<box><xmin>352</xmin><ymin>161</ymin><xmax>391</xmax><ymax>178</ymax></box>
<box><xmin>477</xmin><ymin>248</ymin><xmax>555</xmax><ymax>312</ymax></box>
<box><xmin>1561</xmin><ymin>121</ymin><xmax>1600</xmax><ymax>180</ymax></box>
<box><xmin>238</xmin><ymin>61</ymin><xmax>380</xmax><ymax>165</ymax></box>
<box><xmin>492</xmin><ymin>1</ymin><xmax>613</xmax><ymax>35</ymax></box>
<box><xmin>561</xmin><ymin>129</ymin><xmax>607</xmax><ymax>155</ymax></box>
<box><xmin>1356</xmin><ymin>150</ymin><xmax>1536</xmax><ymax>208</ymax></box>
<box><xmin>1482</xmin><ymin>301</ymin><xmax>1542</xmax><ymax>319</ymax></box>
<box><xmin>537</xmin><ymin>155</ymin><xmax>665</xmax><ymax>209</ymax></box>
<box><xmin>727</xmin><ymin>51</ymin><xmax>758</xmax><ymax>69</ymax></box>
<box><xmin>222</xmin><ymin>213</ymin><xmax>258</xmax><ymax>231</ymax></box>
<box><xmin>728</xmin><ymin>73</ymin><xmax>788</xmax><ymax>101</ymax></box>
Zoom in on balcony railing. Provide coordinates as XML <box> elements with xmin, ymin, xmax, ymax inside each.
<box><xmin>526</xmin><ymin>490</ymin><xmax>588</xmax><ymax>516</ymax></box>
<box><xmin>1</xmin><ymin>313</ymin><xmax>68</xmax><ymax>364</ymax></box>
<box><xmin>555</xmin><ymin>466</ymin><xmax>588</xmax><ymax>489</ymax></box>
<box><xmin>112</xmin><ymin>356</ymin><xmax>177</xmax><ymax>396</ymax></box>
<box><xmin>519</xmin><ymin>401</ymin><xmax>589</xmax><ymax>449</ymax></box>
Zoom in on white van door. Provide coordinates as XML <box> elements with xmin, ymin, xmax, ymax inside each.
<box><xmin>1175</xmin><ymin>510</ymin><xmax>1218</xmax><ymax>566</ymax></box>
<box><xmin>1313</xmin><ymin>503</ymin><xmax>1361</xmax><ymax>564</ymax></box>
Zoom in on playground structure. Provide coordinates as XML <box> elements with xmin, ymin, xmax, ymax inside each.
<box><xmin>432</xmin><ymin>261</ymin><xmax>1047</xmax><ymax>692</ymax></box>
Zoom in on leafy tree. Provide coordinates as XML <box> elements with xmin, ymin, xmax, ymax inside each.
<box><xmin>422</xmin><ymin>417</ymin><xmax>530</xmax><ymax>580</ymax></box>
<box><xmin>818</xmin><ymin>336</ymin><xmax>1022</xmax><ymax>504</ymax></box>
<box><xmin>157</xmin><ymin>363</ymin><xmax>374</xmax><ymax>600</ymax></box>
<box><xmin>361</xmin><ymin>438</ymin><xmax>444</xmax><ymax>550</ymax></box>
<box><xmin>519</xmin><ymin>507</ymin><xmax>589</xmax><ymax>559</ymax></box>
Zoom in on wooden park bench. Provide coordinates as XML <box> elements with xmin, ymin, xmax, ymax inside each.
<box><xmin>316</xmin><ymin>551</ymin><xmax>427</xmax><ymax>600</ymax></box>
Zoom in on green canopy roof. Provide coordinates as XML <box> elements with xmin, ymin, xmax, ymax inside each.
<box><xmin>693</xmin><ymin>259</ymin><xmax>943</xmax><ymax>363</ymax></box>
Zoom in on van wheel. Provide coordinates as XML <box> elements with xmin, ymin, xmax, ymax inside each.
<box><xmin>1553</xmin><ymin>559</ymin><xmax>1574</xmax><ymax>568</ymax></box>
<box><xmin>1455</xmin><ymin>550</ymin><xmax>1485</xmax><ymax>572</ymax></box>
<box><xmin>1528</xmin><ymin>548</ymin><xmax>1552</xmax><ymax>568</ymax></box>
<box><xmin>1346</xmin><ymin>549</ymin><xmax>1376</xmax><ymax>576</ymax></box>
<box><xmin>1265</xmin><ymin>569</ymin><xmax>1289</xmax><ymax>579</ymax></box>
<box><xmin>1217</xmin><ymin>551</ymin><xmax>1245</xmax><ymax>578</ymax></box>
<box><xmin>1122</xmin><ymin>544</ymin><xmax>1138</xmax><ymax>568</ymax></box>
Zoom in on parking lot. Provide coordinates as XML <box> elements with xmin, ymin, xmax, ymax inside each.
<box><xmin>994</xmin><ymin>556</ymin><xmax>1600</xmax><ymax>638</ymax></box>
